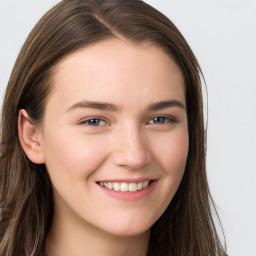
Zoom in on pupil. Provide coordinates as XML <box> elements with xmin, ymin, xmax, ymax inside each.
<box><xmin>89</xmin><ymin>119</ymin><xmax>100</xmax><ymax>126</ymax></box>
<box><xmin>154</xmin><ymin>117</ymin><xmax>165</xmax><ymax>123</ymax></box>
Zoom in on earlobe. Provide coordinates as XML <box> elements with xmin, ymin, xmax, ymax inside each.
<box><xmin>18</xmin><ymin>109</ymin><xmax>45</xmax><ymax>164</ymax></box>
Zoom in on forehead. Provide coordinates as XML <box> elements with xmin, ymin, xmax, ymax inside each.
<box><xmin>49</xmin><ymin>39</ymin><xmax>185</xmax><ymax>109</ymax></box>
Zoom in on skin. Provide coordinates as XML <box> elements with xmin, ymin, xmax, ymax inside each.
<box><xmin>19</xmin><ymin>39</ymin><xmax>189</xmax><ymax>256</ymax></box>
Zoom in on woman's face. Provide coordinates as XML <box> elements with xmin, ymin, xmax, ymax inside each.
<box><xmin>40</xmin><ymin>39</ymin><xmax>188</xmax><ymax>237</ymax></box>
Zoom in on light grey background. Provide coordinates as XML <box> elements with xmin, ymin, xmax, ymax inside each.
<box><xmin>1</xmin><ymin>1</ymin><xmax>256</xmax><ymax>255</ymax></box>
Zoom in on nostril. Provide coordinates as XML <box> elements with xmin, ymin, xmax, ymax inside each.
<box><xmin>112</xmin><ymin>150</ymin><xmax>151</xmax><ymax>168</ymax></box>
<box><xmin>111</xmin><ymin>129</ymin><xmax>151</xmax><ymax>168</ymax></box>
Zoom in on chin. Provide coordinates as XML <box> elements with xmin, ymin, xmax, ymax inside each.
<box><xmin>100</xmin><ymin>219</ymin><xmax>154</xmax><ymax>238</ymax></box>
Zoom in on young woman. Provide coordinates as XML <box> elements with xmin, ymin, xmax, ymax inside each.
<box><xmin>0</xmin><ymin>0</ymin><xmax>227</xmax><ymax>255</ymax></box>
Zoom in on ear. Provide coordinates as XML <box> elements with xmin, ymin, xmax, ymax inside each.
<box><xmin>18</xmin><ymin>109</ymin><xmax>45</xmax><ymax>164</ymax></box>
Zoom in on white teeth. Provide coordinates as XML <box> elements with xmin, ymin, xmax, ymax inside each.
<box><xmin>113</xmin><ymin>183</ymin><xmax>120</xmax><ymax>191</ymax></box>
<box><xmin>120</xmin><ymin>183</ymin><xmax>129</xmax><ymax>192</ymax></box>
<box><xmin>137</xmin><ymin>182</ymin><xmax>143</xmax><ymax>190</ymax></box>
<box><xmin>107</xmin><ymin>182</ymin><xmax>113</xmax><ymax>190</ymax></box>
<box><xmin>99</xmin><ymin>181</ymin><xmax>151</xmax><ymax>192</ymax></box>
<box><xmin>142</xmin><ymin>181</ymin><xmax>149</xmax><ymax>188</ymax></box>
<box><xmin>128</xmin><ymin>183</ymin><xmax>137</xmax><ymax>192</ymax></box>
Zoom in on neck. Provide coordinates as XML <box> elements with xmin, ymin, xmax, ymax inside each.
<box><xmin>45</xmin><ymin>205</ymin><xmax>150</xmax><ymax>256</ymax></box>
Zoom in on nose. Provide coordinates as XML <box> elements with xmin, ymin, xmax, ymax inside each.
<box><xmin>111</xmin><ymin>126</ymin><xmax>151</xmax><ymax>169</ymax></box>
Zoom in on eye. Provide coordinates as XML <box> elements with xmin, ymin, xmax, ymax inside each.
<box><xmin>147</xmin><ymin>116</ymin><xmax>176</xmax><ymax>125</ymax></box>
<box><xmin>79</xmin><ymin>118</ymin><xmax>108</xmax><ymax>127</ymax></box>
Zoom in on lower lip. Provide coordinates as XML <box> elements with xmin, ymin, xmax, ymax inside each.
<box><xmin>97</xmin><ymin>181</ymin><xmax>156</xmax><ymax>202</ymax></box>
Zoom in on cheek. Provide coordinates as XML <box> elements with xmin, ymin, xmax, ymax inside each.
<box><xmin>151</xmin><ymin>128</ymin><xmax>189</xmax><ymax>175</ymax></box>
<box><xmin>42</xmin><ymin>128</ymin><xmax>109</xmax><ymax>180</ymax></box>
<box><xmin>147</xmin><ymin>128</ymin><xmax>188</xmax><ymax>219</ymax></box>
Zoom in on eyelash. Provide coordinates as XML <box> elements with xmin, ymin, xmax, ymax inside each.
<box><xmin>146</xmin><ymin>116</ymin><xmax>177</xmax><ymax>125</ymax></box>
<box><xmin>79</xmin><ymin>117</ymin><xmax>109</xmax><ymax>127</ymax></box>
<box><xmin>78</xmin><ymin>115</ymin><xmax>177</xmax><ymax>127</ymax></box>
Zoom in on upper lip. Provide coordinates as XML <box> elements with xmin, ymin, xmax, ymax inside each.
<box><xmin>96</xmin><ymin>178</ymin><xmax>158</xmax><ymax>183</ymax></box>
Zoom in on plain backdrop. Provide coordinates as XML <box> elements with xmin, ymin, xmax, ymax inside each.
<box><xmin>0</xmin><ymin>1</ymin><xmax>256</xmax><ymax>255</ymax></box>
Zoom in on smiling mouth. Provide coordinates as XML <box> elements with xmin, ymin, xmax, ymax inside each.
<box><xmin>97</xmin><ymin>181</ymin><xmax>152</xmax><ymax>192</ymax></box>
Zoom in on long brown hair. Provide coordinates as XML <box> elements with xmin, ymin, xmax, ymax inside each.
<box><xmin>0</xmin><ymin>0</ymin><xmax>226</xmax><ymax>255</ymax></box>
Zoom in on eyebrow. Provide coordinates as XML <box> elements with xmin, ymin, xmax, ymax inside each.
<box><xmin>66</xmin><ymin>101</ymin><xmax>120</xmax><ymax>112</ymax></box>
<box><xmin>148</xmin><ymin>100</ymin><xmax>186</xmax><ymax>111</ymax></box>
<box><xmin>66</xmin><ymin>99</ymin><xmax>186</xmax><ymax>112</ymax></box>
